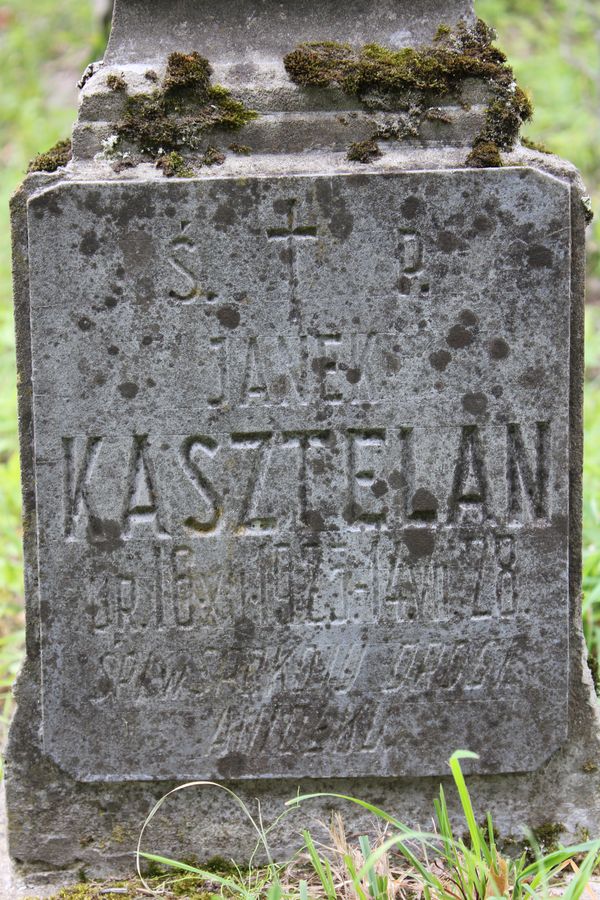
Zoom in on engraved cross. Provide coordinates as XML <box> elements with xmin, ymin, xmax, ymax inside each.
<box><xmin>267</xmin><ymin>199</ymin><xmax>318</xmax><ymax>325</ymax></box>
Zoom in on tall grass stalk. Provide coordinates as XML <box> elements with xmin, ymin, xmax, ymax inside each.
<box><xmin>137</xmin><ymin>751</ymin><xmax>600</xmax><ymax>899</ymax></box>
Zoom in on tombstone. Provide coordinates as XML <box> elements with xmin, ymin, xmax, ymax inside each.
<box><xmin>6</xmin><ymin>0</ymin><xmax>599</xmax><ymax>889</ymax></box>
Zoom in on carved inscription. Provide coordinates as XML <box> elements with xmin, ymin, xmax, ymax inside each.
<box><xmin>29</xmin><ymin>171</ymin><xmax>572</xmax><ymax>778</ymax></box>
<box><xmin>62</xmin><ymin>423</ymin><xmax>551</xmax><ymax>541</ymax></box>
<box><xmin>266</xmin><ymin>198</ymin><xmax>318</xmax><ymax>325</ymax></box>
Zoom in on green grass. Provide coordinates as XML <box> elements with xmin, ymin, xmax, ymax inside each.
<box><xmin>0</xmin><ymin>1</ymin><xmax>600</xmax><ymax>744</ymax></box>
<box><xmin>583</xmin><ymin>307</ymin><xmax>600</xmax><ymax>671</ymax></box>
<box><xmin>54</xmin><ymin>752</ymin><xmax>596</xmax><ymax>898</ymax></box>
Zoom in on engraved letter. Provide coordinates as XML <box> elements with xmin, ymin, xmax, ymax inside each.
<box><xmin>63</xmin><ymin>435</ymin><xmax>102</xmax><ymax>539</ymax></box>
<box><xmin>180</xmin><ymin>436</ymin><xmax>222</xmax><ymax>534</ymax></box>
<box><xmin>122</xmin><ymin>435</ymin><xmax>170</xmax><ymax>538</ymax></box>
<box><xmin>506</xmin><ymin>422</ymin><xmax>549</xmax><ymax>521</ymax></box>
<box><xmin>447</xmin><ymin>426</ymin><xmax>489</xmax><ymax>524</ymax></box>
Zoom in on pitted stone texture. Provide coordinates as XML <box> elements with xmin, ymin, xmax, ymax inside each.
<box><xmin>26</xmin><ymin>168</ymin><xmax>570</xmax><ymax>782</ymax></box>
<box><xmin>106</xmin><ymin>0</ymin><xmax>475</xmax><ymax>67</ymax></box>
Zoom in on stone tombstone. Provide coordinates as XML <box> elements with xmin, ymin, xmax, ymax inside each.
<box><xmin>6</xmin><ymin>0</ymin><xmax>599</xmax><ymax>888</ymax></box>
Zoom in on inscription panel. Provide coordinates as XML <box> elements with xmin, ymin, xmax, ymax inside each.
<box><xmin>27</xmin><ymin>169</ymin><xmax>572</xmax><ymax>779</ymax></box>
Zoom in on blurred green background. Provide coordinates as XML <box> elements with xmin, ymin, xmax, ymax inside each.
<box><xmin>0</xmin><ymin>0</ymin><xmax>599</xmax><ymax>742</ymax></box>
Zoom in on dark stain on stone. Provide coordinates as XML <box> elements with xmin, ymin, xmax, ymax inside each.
<box><xmin>77</xmin><ymin>317</ymin><xmax>93</xmax><ymax>332</ymax></box>
<box><xmin>437</xmin><ymin>230</ymin><xmax>464</xmax><ymax>252</ymax></box>
<box><xmin>462</xmin><ymin>391</ymin><xmax>488</xmax><ymax>415</ymax></box>
<box><xmin>135</xmin><ymin>276</ymin><xmax>154</xmax><ymax>307</ymax></box>
<box><xmin>401</xmin><ymin>195</ymin><xmax>421</xmax><ymax>219</ymax></box>
<box><xmin>520</xmin><ymin>365</ymin><xmax>545</xmax><ymax>389</ymax></box>
<box><xmin>217</xmin><ymin>305</ymin><xmax>241</xmax><ymax>329</ymax></box>
<box><xmin>473</xmin><ymin>214</ymin><xmax>494</xmax><ymax>235</ymax></box>
<box><xmin>404</xmin><ymin>527</ymin><xmax>435</xmax><ymax>560</ymax></box>
<box><xmin>371</xmin><ymin>479</ymin><xmax>388</xmax><ymax>498</ymax></box>
<box><xmin>410</xmin><ymin>488</ymin><xmax>439</xmax><ymax>520</ymax></box>
<box><xmin>315</xmin><ymin>179</ymin><xmax>354</xmax><ymax>239</ymax></box>
<box><xmin>217</xmin><ymin>752</ymin><xmax>246</xmax><ymax>779</ymax></box>
<box><xmin>429</xmin><ymin>349</ymin><xmax>452</xmax><ymax>372</ymax></box>
<box><xmin>273</xmin><ymin>198</ymin><xmax>290</xmax><ymax>215</ymax></box>
<box><xmin>80</xmin><ymin>230</ymin><xmax>100</xmax><ymax>256</ymax></box>
<box><xmin>447</xmin><ymin>324</ymin><xmax>474</xmax><ymax>349</ymax></box>
<box><xmin>528</xmin><ymin>244</ymin><xmax>553</xmax><ymax>268</ymax></box>
<box><xmin>234</xmin><ymin>616</ymin><xmax>255</xmax><ymax>643</ymax></box>
<box><xmin>121</xmin><ymin>229</ymin><xmax>154</xmax><ymax>269</ymax></box>
<box><xmin>384</xmin><ymin>352</ymin><xmax>401</xmax><ymax>374</ymax></box>
<box><xmin>114</xmin><ymin>193</ymin><xmax>156</xmax><ymax>227</ymax></box>
<box><xmin>491</xmin><ymin>384</ymin><xmax>504</xmax><ymax>398</ymax></box>
<box><xmin>213</xmin><ymin>202</ymin><xmax>237</xmax><ymax>230</ymax></box>
<box><xmin>389</xmin><ymin>469</ymin><xmax>405</xmax><ymax>490</ymax></box>
<box><xmin>346</xmin><ymin>367</ymin><xmax>361</xmax><ymax>384</ymax></box>
<box><xmin>118</xmin><ymin>381</ymin><xmax>139</xmax><ymax>399</ymax></box>
<box><xmin>87</xmin><ymin>517</ymin><xmax>123</xmax><ymax>550</ymax></box>
<box><xmin>107</xmin><ymin>345</ymin><xmax>119</xmax><ymax>356</ymax></box>
<box><xmin>342</xmin><ymin>500</ymin><xmax>361</xmax><ymax>525</ymax></box>
<box><xmin>304</xmin><ymin>509</ymin><xmax>325</xmax><ymax>530</ymax></box>
<box><xmin>105</xmin><ymin>296</ymin><xmax>119</xmax><ymax>309</ymax></box>
<box><xmin>489</xmin><ymin>337</ymin><xmax>510</xmax><ymax>359</ymax></box>
<box><xmin>459</xmin><ymin>309</ymin><xmax>478</xmax><ymax>327</ymax></box>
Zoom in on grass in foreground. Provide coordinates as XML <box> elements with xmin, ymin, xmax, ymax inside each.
<box><xmin>39</xmin><ymin>752</ymin><xmax>600</xmax><ymax>899</ymax></box>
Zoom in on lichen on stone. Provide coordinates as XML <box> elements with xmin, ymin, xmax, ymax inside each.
<box><xmin>28</xmin><ymin>138</ymin><xmax>72</xmax><ymax>173</ymax></box>
<box><xmin>347</xmin><ymin>139</ymin><xmax>382</xmax><ymax>163</ymax></box>
<box><xmin>284</xmin><ymin>18</ymin><xmax>533</xmax><ymax>167</ymax></box>
<box><xmin>115</xmin><ymin>51</ymin><xmax>257</xmax><ymax>161</ymax></box>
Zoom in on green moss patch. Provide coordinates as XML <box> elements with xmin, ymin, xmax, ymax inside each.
<box><xmin>347</xmin><ymin>139</ymin><xmax>382</xmax><ymax>163</ymax></box>
<box><xmin>229</xmin><ymin>142</ymin><xmax>252</xmax><ymax>155</ymax></box>
<box><xmin>284</xmin><ymin>18</ymin><xmax>533</xmax><ymax>166</ymax></box>
<box><xmin>465</xmin><ymin>139</ymin><xmax>503</xmax><ymax>168</ymax></box>
<box><xmin>28</xmin><ymin>137</ymin><xmax>72</xmax><ymax>173</ymax></box>
<box><xmin>115</xmin><ymin>51</ymin><xmax>257</xmax><ymax>160</ymax></box>
<box><xmin>156</xmin><ymin>151</ymin><xmax>194</xmax><ymax>177</ymax></box>
<box><xmin>106</xmin><ymin>73</ymin><xmax>126</xmax><ymax>92</ymax></box>
<box><xmin>521</xmin><ymin>135</ymin><xmax>551</xmax><ymax>154</ymax></box>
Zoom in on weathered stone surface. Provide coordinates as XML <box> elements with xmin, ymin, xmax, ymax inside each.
<box><xmin>27</xmin><ymin>168</ymin><xmax>569</xmax><ymax>782</ymax></box>
<box><xmin>6</xmin><ymin>142</ymin><xmax>599</xmax><ymax>890</ymax></box>
<box><xmin>105</xmin><ymin>0</ymin><xmax>475</xmax><ymax>67</ymax></box>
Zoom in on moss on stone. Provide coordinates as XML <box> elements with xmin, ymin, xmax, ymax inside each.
<box><xmin>28</xmin><ymin>138</ymin><xmax>72</xmax><ymax>173</ymax></box>
<box><xmin>163</xmin><ymin>50</ymin><xmax>213</xmax><ymax>94</ymax></box>
<box><xmin>229</xmin><ymin>142</ymin><xmax>252</xmax><ymax>154</ymax></box>
<box><xmin>347</xmin><ymin>139</ymin><xmax>382</xmax><ymax>163</ymax></box>
<box><xmin>106</xmin><ymin>73</ymin><xmax>127</xmax><ymax>92</ymax></box>
<box><xmin>115</xmin><ymin>51</ymin><xmax>257</xmax><ymax>157</ymax></box>
<box><xmin>202</xmin><ymin>145</ymin><xmax>226</xmax><ymax>166</ymax></box>
<box><xmin>283</xmin><ymin>18</ymin><xmax>533</xmax><ymax>159</ymax></box>
<box><xmin>284</xmin><ymin>20</ymin><xmax>507</xmax><ymax>97</ymax></box>
<box><xmin>465</xmin><ymin>139</ymin><xmax>502</xmax><ymax>168</ymax></box>
<box><xmin>156</xmin><ymin>150</ymin><xmax>194</xmax><ymax>177</ymax></box>
<box><xmin>521</xmin><ymin>135</ymin><xmax>551</xmax><ymax>154</ymax></box>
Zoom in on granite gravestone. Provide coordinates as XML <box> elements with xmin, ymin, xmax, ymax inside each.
<box><xmin>6</xmin><ymin>0</ymin><xmax>599</xmax><ymax>888</ymax></box>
